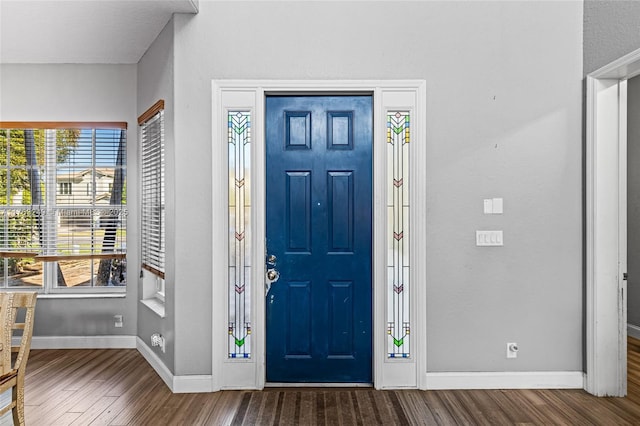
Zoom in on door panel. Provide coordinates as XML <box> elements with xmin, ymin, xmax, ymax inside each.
<box><xmin>286</xmin><ymin>172</ymin><xmax>311</xmax><ymax>252</ymax></box>
<box><xmin>328</xmin><ymin>171</ymin><xmax>354</xmax><ymax>252</ymax></box>
<box><xmin>266</xmin><ymin>95</ymin><xmax>373</xmax><ymax>383</ymax></box>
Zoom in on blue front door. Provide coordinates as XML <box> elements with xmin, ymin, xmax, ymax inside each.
<box><xmin>265</xmin><ymin>96</ymin><xmax>373</xmax><ymax>383</ymax></box>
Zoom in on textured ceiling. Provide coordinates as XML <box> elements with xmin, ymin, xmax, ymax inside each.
<box><xmin>0</xmin><ymin>0</ymin><xmax>198</xmax><ymax>64</ymax></box>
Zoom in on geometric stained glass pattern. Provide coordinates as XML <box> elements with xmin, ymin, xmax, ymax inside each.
<box><xmin>228</xmin><ymin>111</ymin><xmax>252</xmax><ymax>358</ymax></box>
<box><xmin>387</xmin><ymin>111</ymin><xmax>410</xmax><ymax>358</ymax></box>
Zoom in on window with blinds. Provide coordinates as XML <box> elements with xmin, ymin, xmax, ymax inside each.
<box><xmin>0</xmin><ymin>123</ymin><xmax>127</xmax><ymax>290</ymax></box>
<box><xmin>139</xmin><ymin>101</ymin><xmax>165</xmax><ymax>280</ymax></box>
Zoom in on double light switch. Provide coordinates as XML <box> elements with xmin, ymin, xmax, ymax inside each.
<box><xmin>478</xmin><ymin>198</ymin><xmax>504</xmax><ymax>246</ymax></box>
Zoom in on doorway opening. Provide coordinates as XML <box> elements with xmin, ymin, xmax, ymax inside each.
<box><xmin>586</xmin><ymin>48</ymin><xmax>640</xmax><ymax>396</ymax></box>
<box><xmin>212</xmin><ymin>81</ymin><xmax>427</xmax><ymax>391</ymax></box>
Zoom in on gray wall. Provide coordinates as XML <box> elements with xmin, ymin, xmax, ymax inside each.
<box><xmin>584</xmin><ymin>0</ymin><xmax>640</xmax><ymax>75</ymax></box>
<box><xmin>0</xmin><ymin>64</ymin><xmax>138</xmax><ymax>336</ymax></box>
<box><xmin>629</xmin><ymin>76</ymin><xmax>640</xmax><ymax>328</ymax></box>
<box><xmin>137</xmin><ymin>18</ymin><xmax>176</xmax><ymax>372</ymax></box>
<box><xmin>171</xmin><ymin>1</ymin><xmax>583</xmax><ymax>375</ymax></box>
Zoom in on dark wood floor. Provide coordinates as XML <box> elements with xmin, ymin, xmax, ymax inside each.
<box><xmin>21</xmin><ymin>343</ymin><xmax>640</xmax><ymax>425</ymax></box>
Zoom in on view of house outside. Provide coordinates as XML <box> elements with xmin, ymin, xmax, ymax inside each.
<box><xmin>0</xmin><ymin>128</ymin><xmax>127</xmax><ymax>289</ymax></box>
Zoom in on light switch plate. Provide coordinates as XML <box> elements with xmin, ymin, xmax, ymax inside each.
<box><xmin>483</xmin><ymin>199</ymin><xmax>493</xmax><ymax>214</ymax></box>
<box><xmin>476</xmin><ymin>230</ymin><xmax>503</xmax><ymax>246</ymax></box>
<box><xmin>492</xmin><ymin>198</ymin><xmax>503</xmax><ymax>214</ymax></box>
<box><xmin>483</xmin><ymin>198</ymin><xmax>504</xmax><ymax>214</ymax></box>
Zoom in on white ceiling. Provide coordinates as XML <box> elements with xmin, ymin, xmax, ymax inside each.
<box><xmin>0</xmin><ymin>0</ymin><xmax>198</xmax><ymax>64</ymax></box>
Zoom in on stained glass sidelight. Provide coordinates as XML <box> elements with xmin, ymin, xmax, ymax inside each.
<box><xmin>387</xmin><ymin>111</ymin><xmax>410</xmax><ymax>358</ymax></box>
<box><xmin>228</xmin><ymin>111</ymin><xmax>252</xmax><ymax>358</ymax></box>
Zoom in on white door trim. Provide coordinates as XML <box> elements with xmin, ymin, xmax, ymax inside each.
<box><xmin>586</xmin><ymin>48</ymin><xmax>640</xmax><ymax>396</ymax></box>
<box><xmin>211</xmin><ymin>80</ymin><xmax>427</xmax><ymax>391</ymax></box>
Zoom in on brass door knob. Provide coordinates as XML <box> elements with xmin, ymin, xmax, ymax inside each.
<box><xmin>267</xmin><ymin>269</ymin><xmax>279</xmax><ymax>281</ymax></box>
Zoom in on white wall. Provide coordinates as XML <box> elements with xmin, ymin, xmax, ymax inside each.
<box><xmin>0</xmin><ymin>64</ymin><xmax>138</xmax><ymax>336</ymax></box>
<box><xmin>137</xmin><ymin>19</ymin><xmax>176</xmax><ymax>372</ymax></box>
<box><xmin>170</xmin><ymin>1</ymin><xmax>583</xmax><ymax>376</ymax></box>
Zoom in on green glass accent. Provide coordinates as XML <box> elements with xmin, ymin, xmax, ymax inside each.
<box><xmin>393</xmin><ymin>126</ymin><xmax>404</xmax><ymax>135</ymax></box>
<box><xmin>233</xmin><ymin>125</ymin><xmax>246</xmax><ymax>135</ymax></box>
<box><xmin>393</xmin><ymin>337</ymin><xmax>404</xmax><ymax>347</ymax></box>
<box><xmin>235</xmin><ymin>337</ymin><xmax>245</xmax><ymax>347</ymax></box>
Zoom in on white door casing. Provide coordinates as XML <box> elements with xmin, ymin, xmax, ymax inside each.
<box><xmin>586</xmin><ymin>48</ymin><xmax>640</xmax><ymax>396</ymax></box>
<box><xmin>211</xmin><ymin>80</ymin><xmax>427</xmax><ymax>391</ymax></box>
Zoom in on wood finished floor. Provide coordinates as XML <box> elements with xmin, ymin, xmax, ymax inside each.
<box><xmin>21</xmin><ymin>343</ymin><xmax>640</xmax><ymax>425</ymax></box>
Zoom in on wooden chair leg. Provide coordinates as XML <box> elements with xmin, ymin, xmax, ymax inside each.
<box><xmin>12</xmin><ymin>384</ymin><xmax>24</xmax><ymax>426</ymax></box>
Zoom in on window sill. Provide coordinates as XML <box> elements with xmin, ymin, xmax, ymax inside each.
<box><xmin>10</xmin><ymin>292</ymin><xmax>126</xmax><ymax>299</ymax></box>
<box><xmin>141</xmin><ymin>297</ymin><xmax>165</xmax><ymax>318</ymax></box>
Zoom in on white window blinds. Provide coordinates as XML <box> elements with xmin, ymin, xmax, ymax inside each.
<box><xmin>0</xmin><ymin>123</ymin><xmax>127</xmax><ymax>289</ymax></box>
<box><xmin>0</xmin><ymin>125</ymin><xmax>127</xmax><ymax>258</ymax></box>
<box><xmin>140</xmin><ymin>102</ymin><xmax>165</xmax><ymax>279</ymax></box>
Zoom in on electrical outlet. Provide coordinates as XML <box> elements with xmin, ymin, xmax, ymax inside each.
<box><xmin>507</xmin><ymin>342</ymin><xmax>518</xmax><ymax>359</ymax></box>
<box><xmin>151</xmin><ymin>333</ymin><xmax>166</xmax><ymax>353</ymax></box>
<box><xmin>114</xmin><ymin>314</ymin><xmax>123</xmax><ymax>328</ymax></box>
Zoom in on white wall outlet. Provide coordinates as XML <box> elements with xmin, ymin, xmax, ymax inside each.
<box><xmin>114</xmin><ymin>314</ymin><xmax>123</xmax><ymax>328</ymax></box>
<box><xmin>151</xmin><ymin>333</ymin><xmax>166</xmax><ymax>353</ymax></box>
<box><xmin>507</xmin><ymin>342</ymin><xmax>518</xmax><ymax>358</ymax></box>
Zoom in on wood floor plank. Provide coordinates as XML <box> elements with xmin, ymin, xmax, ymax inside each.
<box><xmin>239</xmin><ymin>391</ymin><xmax>263</xmax><ymax>425</ymax></box>
<box><xmin>394</xmin><ymin>390</ymin><xmax>439</xmax><ymax>425</ymax></box>
<box><xmin>467</xmin><ymin>389</ymin><xmax>515</xmax><ymax>425</ymax></box>
<box><xmin>109</xmin><ymin>379</ymin><xmax>172</xmax><ymax>425</ymax></box>
<box><xmin>16</xmin><ymin>347</ymin><xmax>640</xmax><ymax>425</ymax></box>
<box><xmin>85</xmin><ymin>369</ymin><xmax>160</xmax><ymax>425</ymax></box>
<box><xmin>26</xmin><ymin>389</ymin><xmax>85</xmax><ymax>426</ymax></box>
<box><xmin>352</xmin><ymin>390</ymin><xmax>383</xmax><ymax>425</ymax></box>
<box><xmin>200</xmin><ymin>390</ymin><xmax>244</xmax><ymax>426</ymax></box>
<box><xmin>69</xmin><ymin>396</ymin><xmax>118</xmax><ymax>426</ymax></box>
<box><xmin>537</xmin><ymin>389</ymin><xmax>597</xmax><ymax>425</ymax></box>
<box><xmin>26</xmin><ymin>350</ymin><xmax>106</xmax><ymax>406</ymax></box>
<box><xmin>48</xmin><ymin>411</ymin><xmax>82</xmax><ymax>426</ymax></box>
<box><xmin>179</xmin><ymin>395</ymin><xmax>215</xmax><ymax>425</ymax></box>
<box><xmin>436</xmin><ymin>390</ymin><xmax>482</xmax><ymax>425</ymax></box>
<box><xmin>562</xmin><ymin>389</ymin><xmax>634</xmax><ymax>425</ymax></box>
<box><xmin>298</xmin><ymin>391</ymin><xmax>317</xmax><ymax>424</ymax></box>
<box><xmin>418</xmin><ymin>391</ymin><xmax>458</xmax><ymax>425</ymax></box>
<box><xmin>515</xmin><ymin>389</ymin><xmax>573</xmax><ymax>425</ymax></box>
<box><xmin>274</xmin><ymin>391</ymin><xmax>298</xmax><ymax>426</ymax></box>
<box><xmin>322</xmin><ymin>391</ymin><xmax>340</xmax><ymax>425</ymax></box>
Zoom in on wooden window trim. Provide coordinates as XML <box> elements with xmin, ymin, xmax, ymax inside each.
<box><xmin>138</xmin><ymin>100</ymin><xmax>165</xmax><ymax>125</ymax></box>
<box><xmin>0</xmin><ymin>252</ymin><xmax>40</xmax><ymax>259</ymax></box>
<box><xmin>142</xmin><ymin>264</ymin><xmax>165</xmax><ymax>280</ymax></box>
<box><xmin>0</xmin><ymin>253</ymin><xmax>126</xmax><ymax>261</ymax></box>
<box><xmin>35</xmin><ymin>254</ymin><xmax>126</xmax><ymax>262</ymax></box>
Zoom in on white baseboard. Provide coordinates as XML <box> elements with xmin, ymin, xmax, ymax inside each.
<box><xmin>28</xmin><ymin>335</ymin><xmax>137</xmax><ymax>349</ymax></box>
<box><xmin>173</xmin><ymin>374</ymin><xmax>214</xmax><ymax>393</ymax></box>
<box><xmin>136</xmin><ymin>337</ymin><xmax>174</xmax><ymax>390</ymax></box>
<box><xmin>628</xmin><ymin>323</ymin><xmax>640</xmax><ymax>340</ymax></box>
<box><xmin>25</xmin><ymin>337</ymin><xmax>585</xmax><ymax>393</ymax></box>
<box><xmin>136</xmin><ymin>337</ymin><xmax>213</xmax><ymax>393</ymax></box>
<box><xmin>425</xmin><ymin>371</ymin><xmax>585</xmax><ymax>390</ymax></box>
